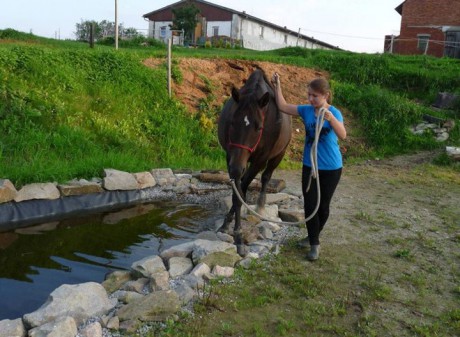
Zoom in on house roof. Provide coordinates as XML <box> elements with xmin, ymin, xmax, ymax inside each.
<box><xmin>143</xmin><ymin>0</ymin><xmax>340</xmax><ymax>50</ymax></box>
<box><xmin>395</xmin><ymin>1</ymin><xmax>406</xmax><ymax>15</ymax></box>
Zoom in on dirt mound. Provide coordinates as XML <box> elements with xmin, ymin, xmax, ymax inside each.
<box><xmin>143</xmin><ymin>57</ymin><xmax>361</xmax><ymax>161</ymax></box>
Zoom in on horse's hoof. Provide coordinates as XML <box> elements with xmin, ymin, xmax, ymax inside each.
<box><xmin>237</xmin><ymin>244</ymin><xmax>249</xmax><ymax>257</ymax></box>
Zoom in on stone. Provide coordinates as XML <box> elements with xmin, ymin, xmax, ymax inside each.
<box><xmin>102</xmin><ymin>169</ymin><xmax>138</xmax><ymax>191</ymax></box>
<box><xmin>133</xmin><ymin>171</ymin><xmax>156</xmax><ymax>189</ymax></box>
<box><xmin>0</xmin><ymin>318</ymin><xmax>26</xmax><ymax>337</ymax></box>
<box><xmin>131</xmin><ymin>255</ymin><xmax>166</xmax><ymax>278</ymax></box>
<box><xmin>278</xmin><ymin>209</ymin><xmax>304</xmax><ymax>223</ymax></box>
<box><xmin>101</xmin><ymin>270</ymin><xmax>133</xmax><ymax>294</ymax></box>
<box><xmin>189</xmin><ymin>262</ymin><xmax>211</xmax><ymax>278</ymax></box>
<box><xmin>79</xmin><ymin>321</ymin><xmax>102</xmax><ymax>337</ymax></box>
<box><xmin>0</xmin><ymin>179</ymin><xmax>18</xmax><ymax>203</ymax></box>
<box><xmin>28</xmin><ymin>316</ymin><xmax>77</xmax><ymax>337</ymax></box>
<box><xmin>117</xmin><ymin>290</ymin><xmax>180</xmax><ymax>322</ymax></box>
<box><xmin>198</xmin><ymin>251</ymin><xmax>242</xmax><ymax>269</ymax></box>
<box><xmin>123</xmin><ymin>278</ymin><xmax>149</xmax><ymax>294</ymax></box>
<box><xmin>149</xmin><ymin>270</ymin><xmax>170</xmax><ymax>291</ymax></box>
<box><xmin>198</xmin><ymin>171</ymin><xmax>229</xmax><ymax>183</ymax></box>
<box><xmin>160</xmin><ymin>241</ymin><xmax>195</xmax><ymax>261</ymax></box>
<box><xmin>168</xmin><ymin>257</ymin><xmax>194</xmax><ymax>278</ymax></box>
<box><xmin>172</xmin><ymin>282</ymin><xmax>197</xmax><ymax>305</ymax></box>
<box><xmin>212</xmin><ymin>265</ymin><xmax>235</xmax><ymax>278</ymax></box>
<box><xmin>57</xmin><ymin>179</ymin><xmax>103</xmax><ymax>196</ymax></box>
<box><xmin>14</xmin><ymin>183</ymin><xmax>60</xmax><ymax>202</ymax></box>
<box><xmin>191</xmin><ymin>239</ymin><xmax>237</xmax><ymax>265</ymax></box>
<box><xmin>150</xmin><ymin>168</ymin><xmax>176</xmax><ymax>186</ymax></box>
<box><xmin>23</xmin><ymin>282</ymin><xmax>116</xmax><ymax>328</ymax></box>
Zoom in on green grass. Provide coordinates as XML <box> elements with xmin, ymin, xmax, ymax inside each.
<box><xmin>1</xmin><ymin>29</ymin><xmax>459</xmax><ymax>187</ymax></box>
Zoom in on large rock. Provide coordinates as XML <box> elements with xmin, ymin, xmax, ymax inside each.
<box><xmin>28</xmin><ymin>316</ymin><xmax>77</xmax><ymax>337</ymax></box>
<box><xmin>14</xmin><ymin>183</ymin><xmax>60</xmax><ymax>202</ymax></box>
<box><xmin>191</xmin><ymin>239</ymin><xmax>237</xmax><ymax>265</ymax></box>
<box><xmin>168</xmin><ymin>257</ymin><xmax>193</xmax><ymax>278</ymax></box>
<box><xmin>150</xmin><ymin>168</ymin><xmax>176</xmax><ymax>186</ymax></box>
<box><xmin>133</xmin><ymin>172</ymin><xmax>156</xmax><ymax>189</ymax></box>
<box><xmin>0</xmin><ymin>179</ymin><xmax>18</xmax><ymax>203</ymax></box>
<box><xmin>101</xmin><ymin>270</ymin><xmax>133</xmax><ymax>294</ymax></box>
<box><xmin>58</xmin><ymin>179</ymin><xmax>103</xmax><ymax>196</ymax></box>
<box><xmin>116</xmin><ymin>290</ymin><xmax>180</xmax><ymax>322</ymax></box>
<box><xmin>102</xmin><ymin>169</ymin><xmax>138</xmax><ymax>191</ymax></box>
<box><xmin>131</xmin><ymin>255</ymin><xmax>166</xmax><ymax>278</ymax></box>
<box><xmin>0</xmin><ymin>318</ymin><xmax>26</xmax><ymax>337</ymax></box>
<box><xmin>23</xmin><ymin>282</ymin><xmax>116</xmax><ymax>329</ymax></box>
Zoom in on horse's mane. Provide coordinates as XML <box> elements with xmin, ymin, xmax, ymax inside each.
<box><xmin>240</xmin><ymin>68</ymin><xmax>272</xmax><ymax>98</ymax></box>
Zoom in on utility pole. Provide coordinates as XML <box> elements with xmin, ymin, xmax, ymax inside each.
<box><xmin>115</xmin><ymin>0</ymin><xmax>119</xmax><ymax>50</ymax></box>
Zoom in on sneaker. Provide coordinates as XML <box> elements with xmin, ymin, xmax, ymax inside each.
<box><xmin>297</xmin><ymin>236</ymin><xmax>309</xmax><ymax>248</ymax></box>
<box><xmin>306</xmin><ymin>245</ymin><xmax>320</xmax><ymax>261</ymax></box>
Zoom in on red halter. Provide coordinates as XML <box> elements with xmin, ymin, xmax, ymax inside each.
<box><xmin>227</xmin><ymin>112</ymin><xmax>265</xmax><ymax>153</ymax></box>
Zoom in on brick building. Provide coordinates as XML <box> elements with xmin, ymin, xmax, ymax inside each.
<box><xmin>385</xmin><ymin>0</ymin><xmax>460</xmax><ymax>58</ymax></box>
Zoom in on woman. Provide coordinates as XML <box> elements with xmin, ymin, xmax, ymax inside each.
<box><xmin>271</xmin><ymin>73</ymin><xmax>346</xmax><ymax>261</ymax></box>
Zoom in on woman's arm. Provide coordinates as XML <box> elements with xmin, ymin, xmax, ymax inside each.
<box><xmin>324</xmin><ymin>110</ymin><xmax>347</xmax><ymax>140</ymax></box>
<box><xmin>271</xmin><ymin>73</ymin><xmax>299</xmax><ymax>116</ymax></box>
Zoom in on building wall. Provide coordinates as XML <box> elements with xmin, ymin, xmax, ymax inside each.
<box><xmin>395</xmin><ymin>0</ymin><xmax>460</xmax><ymax>57</ymax></box>
<box><xmin>206</xmin><ymin>21</ymin><xmax>232</xmax><ymax>37</ymax></box>
<box><xmin>235</xmin><ymin>15</ymin><xmax>324</xmax><ymax>51</ymax></box>
<box><xmin>145</xmin><ymin>0</ymin><xmax>334</xmax><ymax>51</ymax></box>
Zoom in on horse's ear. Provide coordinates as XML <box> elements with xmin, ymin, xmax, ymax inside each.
<box><xmin>258</xmin><ymin>92</ymin><xmax>270</xmax><ymax>108</ymax></box>
<box><xmin>231</xmin><ymin>87</ymin><xmax>240</xmax><ymax>103</ymax></box>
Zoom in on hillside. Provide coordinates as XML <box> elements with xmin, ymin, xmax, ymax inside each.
<box><xmin>0</xmin><ymin>29</ymin><xmax>459</xmax><ymax>187</ymax></box>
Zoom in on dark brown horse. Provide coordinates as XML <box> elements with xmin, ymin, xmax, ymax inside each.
<box><xmin>217</xmin><ymin>69</ymin><xmax>291</xmax><ymax>255</ymax></box>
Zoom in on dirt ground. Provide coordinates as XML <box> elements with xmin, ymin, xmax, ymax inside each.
<box><xmin>144</xmin><ymin>57</ymin><xmax>362</xmax><ymax>162</ymax></box>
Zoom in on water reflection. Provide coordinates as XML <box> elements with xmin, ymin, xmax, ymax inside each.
<box><xmin>0</xmin><ymin>200</ymin><xmax>219</xmax><ymax>320</ymax></box>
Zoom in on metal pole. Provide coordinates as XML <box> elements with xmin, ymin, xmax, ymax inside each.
<box><xmin>167</xmin><ymin>38</ymin><xmax>172</xmax><ymax>97</ymax></box>
<box><xmin>115</xmin><ymin>0</ymin><xmax>119</xmax><ymax>50</ymax></box>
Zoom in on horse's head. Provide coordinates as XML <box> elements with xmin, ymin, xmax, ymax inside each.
<box><xmin>226</xmin><ymin>83</ymin><xmax>270</xmax><ymax>180</ymax></box>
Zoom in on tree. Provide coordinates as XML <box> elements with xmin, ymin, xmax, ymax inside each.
<box><xmin>171</xmin><ymin>4</ymin><xmax>200</xmax><ymax>43</ymax></box>
<box><xmin>74</xmin><ymin>20</ymin><xmax>140</xmax><ymax>41</ymax></box>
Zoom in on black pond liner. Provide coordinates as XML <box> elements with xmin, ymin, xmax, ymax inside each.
<box><xmin>0</xmin><ymin>187</ymin><xmax>191</xmax><ymax>233</ymax></box>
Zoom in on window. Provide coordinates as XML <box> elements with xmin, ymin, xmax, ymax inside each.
<box><xmin>160</xmin><ymin>26</ymin><xmax>166</xmax><ymax>38</ymax></box>
<box><xmin>417</xmin><ymin>34</ymin><xmax>430</xmax><ymax>52</ymax></box>
<box><xmin>259</xmin><ymin>26</ymin><xmax>264</xmax><ymax>38</ymax></box>
<box><xmin>284</xmin><ymin>34</ymin><xmax>288</xmax><ymax>44</ymax></box>
<box><xmin>212</xmin><ymin>26</ymin><xmax>219</xmax><ymax>37</ymax></box>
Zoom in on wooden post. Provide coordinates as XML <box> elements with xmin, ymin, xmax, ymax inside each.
<box><xmin>89</xmin><ymin>22</ymin><xmax>95</xmax><ymax>48</ymax></box>
<box><xmin>115</xmin><ymin>0</ymin><xmax>119</xmax><ymax>50</ymax></box>
<box><xmin>167</xmin><ymin>38</ymin><xmax>172</xmax><ymax>97</ymax></box>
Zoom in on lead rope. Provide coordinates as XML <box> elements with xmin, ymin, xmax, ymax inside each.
<box><xmin>229</xmin><ymin>107</ymin><xmax>327</xmax><ymax>226</ymax></box>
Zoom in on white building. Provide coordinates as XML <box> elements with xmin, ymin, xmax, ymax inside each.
<box><xmin>143</xmin><ymin>0</ymin><xmax>339</xmax><ymax>51</ymax></box>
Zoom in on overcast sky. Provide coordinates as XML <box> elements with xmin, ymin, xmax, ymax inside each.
<box><xmin>0</xmin><ymin>0</ymin><xmax>403</xmax><ymax>53</ymax></box>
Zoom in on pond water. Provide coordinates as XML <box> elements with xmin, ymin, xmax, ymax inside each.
<box><xmin>0</xmin><ymin>200</ymin><xmax>221</xmax><ymax>320</ymax></box>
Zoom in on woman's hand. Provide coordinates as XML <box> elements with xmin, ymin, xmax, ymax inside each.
<box><xmin>271</xmin><ymin>72</ymin><xmax>280</xmax><ymax>88</ymax></box>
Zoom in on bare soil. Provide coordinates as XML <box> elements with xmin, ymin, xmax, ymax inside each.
<box><xmin>144</xmin><ymin>57</ymin><xmax>364</xmax><ymax>162</ymax></box>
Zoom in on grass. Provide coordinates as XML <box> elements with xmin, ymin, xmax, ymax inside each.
<box><xmin>1</xmin><ymin>30</ymin><xmax>459</xmax><ymax>187</ymax></box>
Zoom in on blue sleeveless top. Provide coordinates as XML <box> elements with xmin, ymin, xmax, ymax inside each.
<box><xmin>297</xmin><ymin>105</ymin><xmax>343</xmax><ymax>170</ymax></box>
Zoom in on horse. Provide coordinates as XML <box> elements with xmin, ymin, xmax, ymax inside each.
<box><xmin>217</xmin><ymin>68</ymin><xmax>292</xmax><ymax>255</ymax></box>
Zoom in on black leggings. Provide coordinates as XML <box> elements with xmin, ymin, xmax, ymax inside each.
<box><xmin>302</xmin><ymin>166</ymin><xmax>342</xmax><ymax>245</ymax></box>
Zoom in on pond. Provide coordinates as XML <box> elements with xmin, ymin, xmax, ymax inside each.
<box><xmin>0</xmin><ymin>200</ymin><xmax>222</xmax><ymax>320</ymax></box>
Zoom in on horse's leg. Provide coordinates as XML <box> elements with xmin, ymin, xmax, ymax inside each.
<box><xmin>218</xmin><ymin>204</ymin><xmax>235</xmax><ymax>233</ymax></box>
<box><xmin>257</xmin><ymin>151</ymin><xmax>286</xmax><ymax>215</ymax></box>
<box><xmin>232</xmin><ymin>164</ymin><xmax>261</xmax><ymax>255</ymax></box>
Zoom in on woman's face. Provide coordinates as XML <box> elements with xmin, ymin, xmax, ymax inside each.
<box><xmin>307</xmin><ymin>89</ymin><xmax>328</xmax><ymax>108</ymax></box>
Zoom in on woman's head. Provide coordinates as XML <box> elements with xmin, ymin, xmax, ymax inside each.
<box><xmin>307</xmin><ymin>78</ymin><xmax>332</xmax><ymax>106</ymax></box>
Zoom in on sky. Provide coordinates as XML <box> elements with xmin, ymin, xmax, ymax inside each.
<box><xmin>0</xmin><ymin>0</ymin><xmax>403</xmax><ymax>53</ymax></box>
